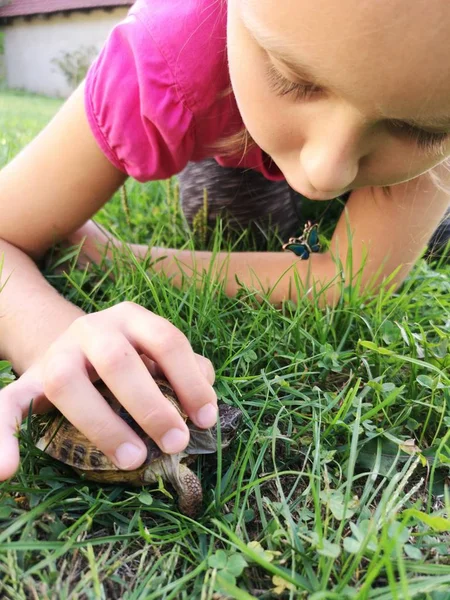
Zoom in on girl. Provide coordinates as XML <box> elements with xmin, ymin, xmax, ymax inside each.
<box><xmin>0</xmin><ymin>0</ymin><xmax>449</xmax><ymax>482</ymax></box>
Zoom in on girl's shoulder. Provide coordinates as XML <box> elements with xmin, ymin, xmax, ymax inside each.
<box><xmin>85</xmin><ymin>0</ymin><xmax>236</xmax><ymax>182</ymax></box>
<box><xmin>132</xmin><ymin>0</ymin><xmax>233</xmax><ymax>127</ymax></box>
<box><xmin>131</xmin><ymin>0</ymin><xmax>228</xmax><ymax>84</ymax></box>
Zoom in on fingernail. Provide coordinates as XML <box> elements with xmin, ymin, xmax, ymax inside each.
<box><xmin>115</xmin><ymin>443</ymin><xmax>145</xmax><ymax>469</ymax></box>
<box><xmin>196</xmin><ymin>403</ymin><xmax>218</xmax><ymax>428</ymax></box>
<box><xmin>161</xmin><ymin>428</ymin><xmax>189</xmax><ymax>453</ymax></box>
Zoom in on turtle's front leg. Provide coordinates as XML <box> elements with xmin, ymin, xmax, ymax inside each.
<box><xmin>155</xmin><ymin>455</ymin><xmax>203</xmax><ymax>517</ymax></box>
<box><xmin>172</xmin><ymin>463</ymin><xmax>203</xmax><ymax>517</ymax></box>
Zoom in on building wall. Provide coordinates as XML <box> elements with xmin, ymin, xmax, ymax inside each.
<box><xmin>0</xmin><ymin>55</ymin><xmax>5</xmax><ymax>82</ymax></box>
<box><xmin>3</xmin><ymin>7</ymin><xmax>128</xmax><ymax>97</ymax></box>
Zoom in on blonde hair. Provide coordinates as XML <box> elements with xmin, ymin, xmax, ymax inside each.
<box><xmin>208</xmin><ymin>125</ymin><xmax>255</xmax><ymax>161</ymax></box>
<box><xmin>205</xmin><ymin>86</ymin><xmax>256</xmax><ymax>161</ymax></box>
<box><xmin>428</xmin><ymin>160</ymin><xmax>450</xmax><ymax>195</ymax></box>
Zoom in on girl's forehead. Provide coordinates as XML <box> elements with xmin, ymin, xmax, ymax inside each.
<box><xmin>240</xmin><ymin>0</ymin><xmax>450</xmax><ymax>122</ymax></box>
<box><xmin>241</xmin><ymin>0</ymin><xmax>449</xmax><ymax>35</ymax></box>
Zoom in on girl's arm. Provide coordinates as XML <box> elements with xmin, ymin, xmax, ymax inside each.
<box><xmin>0</xmin><ymin>81</ymin><xmax>127</xmax><ymax>370</ymax></box>
<box><xmin>328</xmin><ymin>168</ymin><xmax>450</xmax><ymax>292</ymax></box>
<box><xmin>0</xmin><ymin>82</ymin><xmax>127</xmax><ymax>261</ymax></box>
<box><xmin>77</xmin><ymin>166</ymin><xmax>450</xmax><ymax>304</ymax></box>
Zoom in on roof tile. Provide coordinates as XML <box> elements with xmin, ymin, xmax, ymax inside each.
<box><xmin>0</xmin><ymin>0</ymin><xmax>133</xmax><ymax>19</ymax></box>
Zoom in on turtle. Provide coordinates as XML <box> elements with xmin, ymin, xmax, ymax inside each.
<box><xmin>35</xmin><ymin>378</ymin><xmax>242</xmax><ymax>517</ymax></box>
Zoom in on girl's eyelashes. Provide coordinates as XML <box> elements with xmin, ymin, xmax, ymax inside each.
<box><xmin>411</xmin><ymin>131</ymin><xmax>448</xmax><ymax>156</ymax></box>
<box><xmin>265</xmin><ymin>62</ymin><xmax>450</xmax><ymax>155</ymax></box>
<box><xmin>266</xmin><ymin>63</ymin><xmax>320</xmax><ymax>102</ymax></box>
<box><xmin>389</xmin><ymin>121</ymin><xmax>449</xmax><ymax>155</ymax></box>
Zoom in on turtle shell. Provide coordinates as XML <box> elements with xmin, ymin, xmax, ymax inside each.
<box><xmin>35</xmin><ymin>378</ymin><xmax>188</xmax><ymax>483</ymax></box>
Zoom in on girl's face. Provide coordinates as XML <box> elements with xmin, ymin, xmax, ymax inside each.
<box><xmin>227</xmin><ymin>0</ymin><xmax>450</xmax><ymax>199</ymax></box>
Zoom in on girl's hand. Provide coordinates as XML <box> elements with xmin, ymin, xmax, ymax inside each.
<box><xmin>64</xmin><ymin>220</ymin><xmax>119</xmax><ymax>268</ymax></box>
<box><xmin>46</xmin><ymin>220</ymin><xmax>120</xmax><ymax>274</ymax></box>
<box><xmin>0</xmin><ymin>302</ymin><xmax>217</xmax><ymax>481</ymax></box>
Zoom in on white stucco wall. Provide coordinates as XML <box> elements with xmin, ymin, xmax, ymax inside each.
<box><xmin>2</xmin><ymin>7</ymin><xmax>129</xmax><ymax>97</ymax></box>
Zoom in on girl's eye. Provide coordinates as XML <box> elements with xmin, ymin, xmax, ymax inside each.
<box><xmin>266</xmin><ymin>63</ymin><xmax>320</xmax><ymax>102</ymax></box>
<box><xmin>390</xmin><ymin>121</ymin><xmax>449</xmax><ymax>155</ymax></box>
<box><xmin>265</xmin><ymin>63</ymin><xmax>449</xmax><ymax>155</ymax></box>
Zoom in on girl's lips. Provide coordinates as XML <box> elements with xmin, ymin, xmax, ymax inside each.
<box><xmin>299</xmin><ymin>189</ymin><xmax>343</xmax><ymax>200</ymax></box>
<box><xmin>280</xmin><ymin>167</ymin><xmax>348</xmax><ymax>200</ymax></box>
<box><xmin>290</xmin><ymin>181</ymin><xmax>346</xmax><ymax>200</ymax></box>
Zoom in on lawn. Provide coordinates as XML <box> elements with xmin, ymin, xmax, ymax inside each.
<box><xmin>0</xmin><ymin>89</ymin><xmax>449</xmax><ymax>600</ymax></box>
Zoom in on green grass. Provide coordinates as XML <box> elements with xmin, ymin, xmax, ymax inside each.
<box><xmin>0</xmin><ymin>89</ymin><xmax>449</xmax><ymax>600</ymax></box>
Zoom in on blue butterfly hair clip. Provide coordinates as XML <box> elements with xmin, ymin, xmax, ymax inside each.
<box><xmin>282</xmin><ymin>221</ymin><xmax>321</xmax><ymax>259</ymax></box>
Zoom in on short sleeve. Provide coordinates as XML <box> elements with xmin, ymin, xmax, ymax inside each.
<box><xmin>84</xmin><ymin>10</ymin><xmax>196</xmax><ymax>182</ymax></box>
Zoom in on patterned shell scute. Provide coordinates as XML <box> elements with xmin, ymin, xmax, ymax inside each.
<box><xmin>37</xmin><ymin>378</ymin><xmax>187</xmax><ymax>472</ymax></box>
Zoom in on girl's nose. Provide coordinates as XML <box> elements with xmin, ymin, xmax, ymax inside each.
<box><xmin>299</xmin><ymin>111</ymin><xmax>365</xmax><ymax>195</ymax></box>
<box><xmin>300</xmin><ymin>141</ymin><xmax>359</xmax><ymax>195</ymax></box>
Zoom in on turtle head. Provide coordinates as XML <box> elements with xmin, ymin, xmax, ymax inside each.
<box><xmin>185</xmin><ymin>404</ymin><xmax>242</xmax><ymax>454</ymax></box>
<box><xmin>214</xmin><ymin>404</ymin><xmax>242</xmax><ymax>448</ymax></box>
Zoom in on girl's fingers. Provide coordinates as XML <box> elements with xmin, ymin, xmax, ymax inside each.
<box><xmin>140</xmin><ymin>352</ymin><xmax>215</xmax><ymax>385</ymax></box>
<box><xmin>67</xmin><ymin>332</ymin><xmax>191</xmax><ymax>456</ymax></box>
<box><xmin>119</xmin><ymin>307</ymin><xmax>218</xmax><ymax>429</ymax></box>
<box><xmin>42</xmin><ymin>346</ymin><xmax>154</xmax><ymax>469</ymax></box>
<box><xmin>0</xmin><ymin>373</ymin><xmax>46</xmax><ymax>480</ymax></box>
<box><xmin>195</xmin><ymin>353</ymin><xmax>216</xmax><ymax>386</ymax></box>
<box><xmin>0</xmin><ymin>395</ymin><xmax>23</xmax><ymax>480</ymax></box>
<box><xmin>72</xmin><ymin>303</ymin><xmax>218</xmax><ymax>431</ymax></box>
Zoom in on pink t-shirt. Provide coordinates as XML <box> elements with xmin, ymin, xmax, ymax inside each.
<box><xmin>84</xmin><ymin>0</ymin><xmax>284</xmax><ymax>183</ymax></box>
